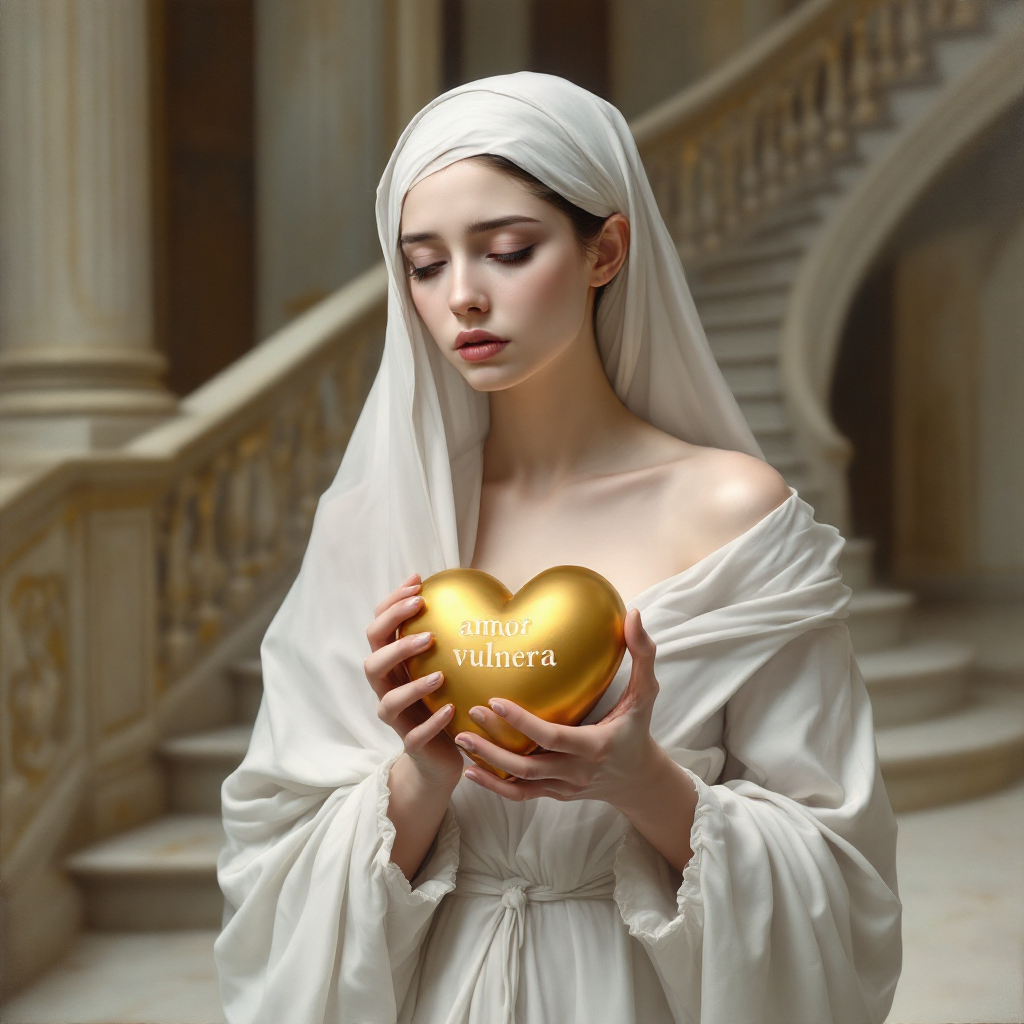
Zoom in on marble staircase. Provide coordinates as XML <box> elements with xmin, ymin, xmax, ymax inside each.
<box><xmin>63</xmin><ymin>662</ymin><xmax>261</xmax><ymax>933</ymax></box>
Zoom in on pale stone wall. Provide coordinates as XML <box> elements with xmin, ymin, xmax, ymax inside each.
<box><xmin>889</xmin><ymin>102</ymin><xmax>1024</xmax><ymax>595</ymax></box>
<box><xmin>460</xmin><ymin>0</ymin><xmax>531</xmax><ymax>82</ymax></box>
<box><xmin>609</xmin><ymin>0</ymin><xmax>802</xmax><ymax>119</ymax></box>
<box><xmin>255</xmin><ymin>0</ymin><xmax>393</xmax><ymax>338</ymax></box>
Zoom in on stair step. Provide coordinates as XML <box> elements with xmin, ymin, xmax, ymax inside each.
<box><xmin>756</xmin><ymin>430</ymin><xmax>800</xmax><ymax>464</ymax></box>
<box><xmin>707</xmin><ymin>326</ymin><xmax>780</xmax><ymax>364</ymax></box>
<box><xmin>700</xmin><ymin>309</ymin><xmax>783</xmax><ymax>333</ymax></box>
<box><xmin>693</xmin><ymin>289</ymin><xmax>789</xmax><ymax>322</ymax></box>
<box><xmin>689</xmin><ymin>256</ymin><xmax>800</xmax><ymax>295</ymax></box>
<box><xmin>228</xmin><ymin>656</ymin><xmax>263</xmax><ymax>724</ymax></box>
<box><xmin>721</xmin><ymin>367</ymin><xmax>781</xmax><ymax>400</ymax></box>
<box><xmin>747</xmin><ymin>196</ymin><xmax>823</xmax><ymax>241</ymax></box>
<box><xmin>690</xmin><ymin>275</ymin><xmax>792</xmax><ymax>302</ymax></box>
<box><xmin>861</xmin><ymin>640</ymin><xmax>974</xmax><ymax>728</ymax></box>
<box><xmin>847</xmin><ymin>588</ymin><xmax>915</xmax><ymax>653</ymax></box>
<box><xmin>691</xmin><ymin>236</ymin><xmax>806</xmax><ymax>276</ymax></box>
<box><xmin>66</xmin><ymin>815</ymin><xmax>223</xmax><ymax>931</ymax></box>
<box><xmin>739</xmin><ymin>397</ymin><xmax>788</xmax><ymax>433</ymax></box>
<box><xmin>160</xmin><ymin>725</ymin><xmax>252</xmax><ymax>814</ymax></box>
<box><xmin>878</xmin><ymin>685</ymin><xmax>1024</xmax><ymax>812</ymax></box>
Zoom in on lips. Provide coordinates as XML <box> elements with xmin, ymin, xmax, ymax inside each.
<box><xmin>455</xmin><ymin>329</ymin><xmax>510</xmax><ymax>362</ymax></box>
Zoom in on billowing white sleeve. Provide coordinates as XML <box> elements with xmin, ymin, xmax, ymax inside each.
<box><xmin>216</xmin><ymin>752</ymin><xmax>460</xmax><ymax>1024</ymax></box>
<box><xmin>613</xmin><ymin>624</ymin><xmax>902</xmax><ymax>1024</ymax></box>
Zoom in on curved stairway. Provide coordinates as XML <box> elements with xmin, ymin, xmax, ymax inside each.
<box><xmin>672</xmin><ymin>0</ymin><xmax>1024</xmax><ymax>812</ymax></box>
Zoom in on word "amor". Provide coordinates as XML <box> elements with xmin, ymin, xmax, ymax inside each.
<box><xmin>460</xmin><ymin>619</ymin><xmax>532</xmax><ymax>636</ymax></box>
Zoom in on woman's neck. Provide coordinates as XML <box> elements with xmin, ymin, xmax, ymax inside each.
<box><xmin>483</xmin><ymin>316</ymin><xmax>636</xmax><ymax>491</ymax></box>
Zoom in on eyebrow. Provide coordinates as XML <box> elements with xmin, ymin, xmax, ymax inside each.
<box><xmin>399</xmin><ymin>215</ymin><xmax>541</xmax><ymax>246</ymax></box>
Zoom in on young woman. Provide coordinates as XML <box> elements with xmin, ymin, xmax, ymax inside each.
<box><xmin>216</xmin><ymin>74</ymin><xmax>901</xmax><ymax>1024</ymax></box>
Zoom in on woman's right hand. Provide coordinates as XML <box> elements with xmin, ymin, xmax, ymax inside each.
<box><xmin>364</xmin><ymin>574</ymin><xmax>464</xmax><ymax>792</ymax></box>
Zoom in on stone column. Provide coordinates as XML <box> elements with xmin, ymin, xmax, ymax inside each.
<box><xmin>395</xmin><ymin>0</ymin><xmax>442</xmax><ymax>132</ymax></box>
<box><xmin>0</xmin><ymin>0</ymin><xmax>175</xmax><ymax>459</ymax></box>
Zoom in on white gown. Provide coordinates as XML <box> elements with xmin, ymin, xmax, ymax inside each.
<box><xmin>216</xmin><ymin>495</ymin><xmax>902</xmax><ymax>1024</ymax></box>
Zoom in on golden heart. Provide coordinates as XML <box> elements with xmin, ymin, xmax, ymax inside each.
<box><xmin>400</xmin><ymin>566</ymin><xmax>626</xmax><ymax>777</ymax></box>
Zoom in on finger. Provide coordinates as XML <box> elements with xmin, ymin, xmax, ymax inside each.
<box><xmin>454</xmin><ymin>731</ymin><xmax>573</xmax><ymax>782</ymax></box>
<box><xmin>404</xmin><ymin>702</ymin><xmax>455</xmax><ymax>753</ymax></box>
<box><xmin>606</xmin><ymin>609</ymin><xmax>658</xmax><ymax>721</ymax></box>
<box><xmin>373</xmin><ymin>576</ymin><xmax>421</xmax><ymax>618</ymax></box>
<box><xmin>364</xmin><ymin>630</ymin><xmax>433</xmax><ymax>685</ymax></box>
<box><xmin>366</xmin><ymin>593</ymin><xmax>425</xmax><ymax>651</ymax></box>
<box><xmin>464</xmin><ymin>766</ymin><xmax>580</xmax><ymax>802</ymax></box>
<box><xmin>483</xmin><ymin>700</ymin><xmax>590</xmax><ymax>756</ymax></box>
<box><xmin>377</xmin><ymin>672</ymin><xmax>444</xmax><ymax>726</ymax></box>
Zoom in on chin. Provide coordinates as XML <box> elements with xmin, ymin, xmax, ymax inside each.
<box><xmin>454</xmin><ymin>360</ymin><xmax>535</xmax><ymax>393</ymax></box>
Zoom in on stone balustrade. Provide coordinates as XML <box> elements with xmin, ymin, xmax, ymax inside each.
<box><xmin>634</xmin><ymin>0</ymin><xmax>984</xmax><ymax>265</ymax></box>
<box><xmin>0</xmin><ymin>264</ymin><xmax>386</xmax><ymax>992</ymax></box>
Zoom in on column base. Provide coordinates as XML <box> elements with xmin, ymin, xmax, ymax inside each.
<box><xmin>0</xmin><ymin>346</ymin><xmax>177</xmax><ymax>461</ymax></box>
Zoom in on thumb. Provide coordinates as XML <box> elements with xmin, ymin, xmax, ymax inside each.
<box><xmin>608</xmin><ymin>609</ymin><xmax>658</xmax><ymax>720</ymax></box>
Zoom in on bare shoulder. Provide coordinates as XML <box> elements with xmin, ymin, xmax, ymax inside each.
<box><xmin>669</xmin><ymin>445</ymin><xmax>791</xmax><ymax>549</ymax></box>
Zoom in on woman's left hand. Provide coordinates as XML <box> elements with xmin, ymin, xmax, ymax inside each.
<box><xmin>456</xmin><ymin>609</ymin><xmax>698</xmax><ymax>873</ymax></box>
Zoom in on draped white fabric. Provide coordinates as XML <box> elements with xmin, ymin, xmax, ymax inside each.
<box><xmin>215</xmin><ymin>74</ymin><xmax>901</xmax><ymax>1024</ymax></box>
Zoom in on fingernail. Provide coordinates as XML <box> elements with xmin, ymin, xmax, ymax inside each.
<box><xmin>465</xmin><ymin>767</ymin><xmax>481</xmax><ymax>782</ymax></box>
<box><xmin>440</xmin><ymin>703</ymin><xmax>454</xmax><ymax>717</ymax></box>
<box><xmin>414</xmin><ymin>631</ymin><xmax>432</xmax><ymax>647</ymax></box>
<box><xmin>409</xmin><ymin>596</ymin><xmax>424</xmax><ymax>609</ymax></box>
<box><xmin>467</xmin><ymin>707</ymin><xmax>485</xmax><ymax>725</ymax></box>
<box><xmin>489</xmin><ymin>700</ymin><xmax>508</xmax><ymax>717</ymax></box>
<box><xmin>426</xmin><ymin>672</ymin><xmax>443</xmax><ymax>688</ymax></box>
<box><xmin>455</xmin><ymin>733</ymin><xmax>474</xmax><ymax>750</ymax></box>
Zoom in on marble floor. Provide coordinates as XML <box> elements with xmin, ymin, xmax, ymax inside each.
<box><xmin>4</xmin><ymin>780</ymin><xmax>1022</xmax><ymax>1024</ymax></box>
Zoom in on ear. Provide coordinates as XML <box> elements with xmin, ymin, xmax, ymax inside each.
<box><xmin>590</xmin><ymin>214</ymin><xmax>630</xmax><ymax>288</ymax></box>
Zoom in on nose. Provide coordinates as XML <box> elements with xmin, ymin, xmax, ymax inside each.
<box><xmin>447</xmin><ymin>257</ymin><xmax>489</xmax><ymax>319</ymax></box>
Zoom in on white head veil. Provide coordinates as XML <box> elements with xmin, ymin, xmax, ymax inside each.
<box><xmin>248</xmin><ymin>72</ymin><xmax>761</xmax><ymax>780</ymax></box>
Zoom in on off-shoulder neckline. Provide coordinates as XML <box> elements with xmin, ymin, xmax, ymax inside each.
<box><xmin>624</xmin><ymin>489</ymin><xmax>800</xmax><ymax>609</ymax></box>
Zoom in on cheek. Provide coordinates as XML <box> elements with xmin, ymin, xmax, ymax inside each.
<box><xmin>409</xmin><ymin>285</ymin><xmax>449</xmax><ymax>340</ymax></box>
<box><xmin>504</xmin><ymin>253</ymin><xmax>589</xmax><ymax>337</ymax></box>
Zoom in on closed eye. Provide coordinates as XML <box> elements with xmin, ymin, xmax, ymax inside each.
<box><xmin>408</xmin><ymin>261</ymin><xmax>445</xmax><ymax>282</ymax></box>
<box><xmin>490</xmin><ymin>245</ymin><xmax>536</xmax><ymax>265</ymax></box>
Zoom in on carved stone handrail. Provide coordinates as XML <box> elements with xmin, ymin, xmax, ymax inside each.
<box><xmin>633</xmin><ymin>0</ymin><xmax>985</xmax><ymax>264</ymax></box>
<box><xmin>779</xmin><ymin>10</ymin><xmax>1024</xmax><ymax>528</ymax></box>
<box><xmin>631</xmin><ymin>0</ymin><xmax>1003</xmax><ymax>530</ymax></box>
<box><xmin>0</xmin><ymin>262</ymin><xmax>386</xmax><ymax>990</ymax></box>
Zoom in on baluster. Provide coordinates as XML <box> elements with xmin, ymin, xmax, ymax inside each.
<box><xmin>824</xmin><ymin>39</ymin><xmax>850</xmax><ymax>153</ymax></box>
<box><xmin>851</xmin><ymin>14</ymin><xmax>879</xmax><ymax>125</ymax></box>
<box><xmin>650</xmin><ymin>151</ymin><xmax>673</xmax><ymax>224</ymax></box>
<box><xmin>319</xmin><ymin>370</ymin><xmax>347</xmax><ymax>473</ymax></box>
<box><xmin>779</xmin><ymin>81</ymin><xmax>801</xmax><ymax>181</ymax></box>
<box><xmin>161</xmin><ymin>482</ymin><xmax>196</xmax><ymax>671</ymax></box>
<box><xmin>801</xmin><ymin>59</ymin><xmax>824</xmax><ymax>173</ymax></box>
<box><xmin>876</xmin><ymin>1</ymin><xmax>899</xmax><ymax>85</ymax></box>
<box><xmin>760</xmin><ymin>93</ymin><xmax>782</xmax><ymax>206</ymax></box>
<box><xmin>739</xmin><ymin>101</ymin><xmax>762</xmax><ymax>218</ymax></box>
<box><xmin>225</xmin><ymin>438</ymin><xmax>256</xmax><ymax>609</ymax></box>
<box><xmin>192</xmin><ymin>461</ymin><xmax>227</xmax><ymax>636</ymax></box>
<box><xmin>249</xmin><ymin>429</ymin><xmax>279</xmax><ymax>575</ymax></box>
<box><xmin>698</xmin><ymin>142</ymin><xmax>721</xmax><ymax>251</ymax></box>
<box><xmin>294</xmin><ymin>402</ymin><xmax>322</xmax><ymax>536</ymax></box>
<box><xmin>718</xmin><ymin>127</ymin><xmax>740</xmax><ymax>236</ymax></box>
<box><xmin>675</xmin><ymin>141</ymin><xmax>699</xmax><ymax>259</ymax></box>
<box><xmin>901</xmin><ymin>0</ymin><xmax>926</xmax><ymax>76</ymax></box>
<box><xmin>269</xmin><ymin>409</ymin><xmax>300</xmax><ymax>553</ymax></box>
<box><xmin>926</xmin><ymin>0</ymin><xmax>948</xmax><ymax>31</ymax></box>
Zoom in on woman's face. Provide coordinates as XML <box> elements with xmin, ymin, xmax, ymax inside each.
<box><xmin>399</xmin><ymin>159</ymin><xmax>622</xmax><ymax>392</ymax></box>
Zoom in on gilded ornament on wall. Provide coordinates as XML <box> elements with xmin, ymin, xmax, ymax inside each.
<box><xmin>8</xmin><ymin>574</ymin><xmax>70</xmax><ymax>784</ymax></box>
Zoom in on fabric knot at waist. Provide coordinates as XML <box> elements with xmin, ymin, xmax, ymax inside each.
<box><xmin>451</xmin><ymin>871</ymin><xmax>616</xmax><ymax>1024</ymax></box>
